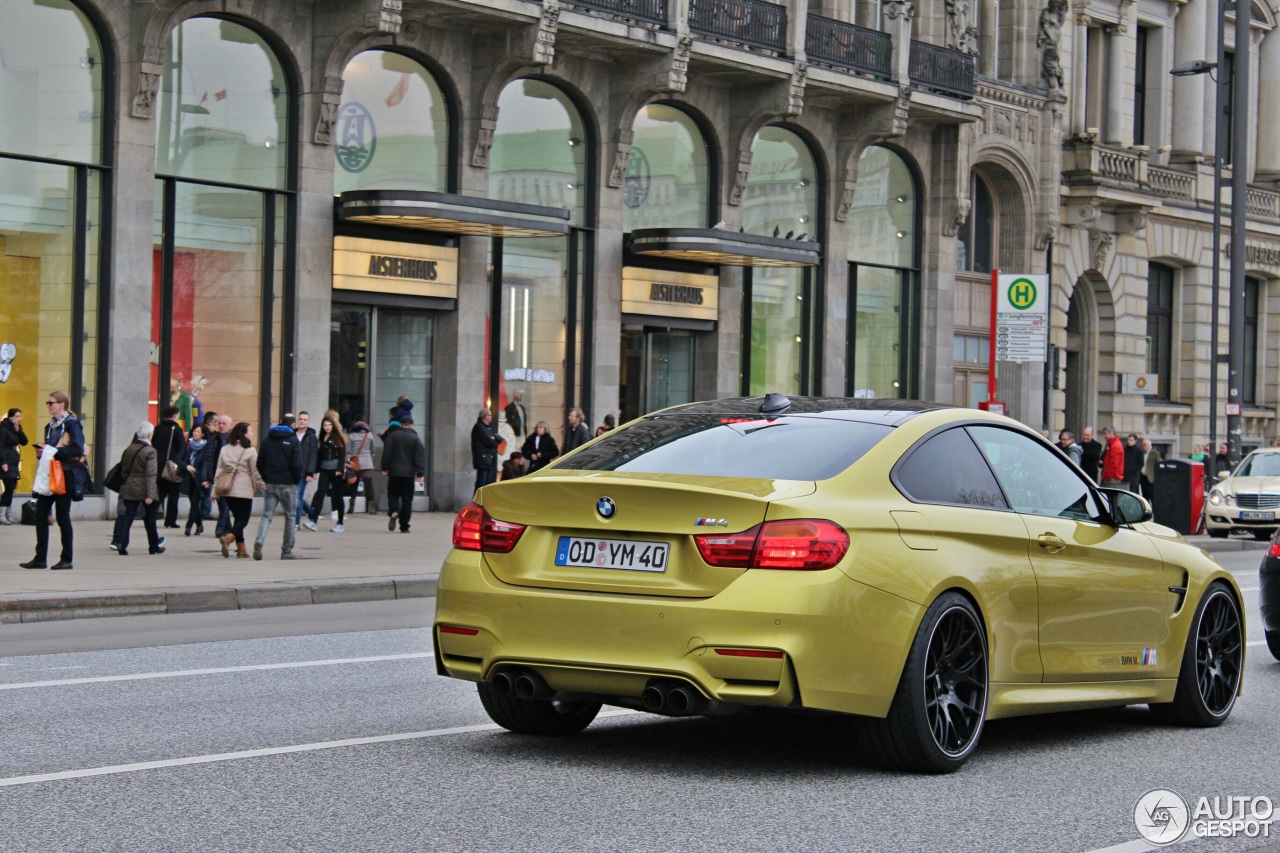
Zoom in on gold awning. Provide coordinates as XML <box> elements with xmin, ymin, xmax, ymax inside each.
<box><xmin>337</xmin><ymin>191</ymin><xmax>570</xmax><ymax>238</ymax></box>
<box><xmin>627</xmin><ymin>228</ymin><xmax>820</xmax><ymax>267</ymax></box>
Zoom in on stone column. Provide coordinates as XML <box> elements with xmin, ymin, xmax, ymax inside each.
<box><xmin>1200</xmin><ymin>0</ymin><xmax>1220</xmax><ymax>156</ymax></box>
<box><xmin>978</xmin><ymin>0</ymin><xmax>998</xmax><ymax>77</ymax></box>
<box><xmin>1258</xmin><ymin>30</ymin><xmax>1280</xmax><ymax>179</ymax></box>
<box><xmin>1071</xmin><ymin>11</ymin><xmax>1088</xmax><ymax>133</ymax></box>
<box><xmin>1104</xmin><ymin>25</ymin><xmax>1127</xmax><ymax>145</ymax></box>
<box><xmin>1171</xmin><ymin>0</ymin><xmax>1207</xmax><ymax>159</ymax></box>
<box><xmin>883</xmin><ymin>0</ymin><xmax>915</xmax><ymax>84</ymax></box>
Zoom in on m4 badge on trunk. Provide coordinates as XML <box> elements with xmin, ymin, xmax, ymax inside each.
<box><xmin>695</xmin><ymin>518</ymin><xmax>728</xmax><ymax>526</ymax></box>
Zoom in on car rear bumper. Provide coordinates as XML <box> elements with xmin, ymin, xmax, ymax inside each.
<box><xmin>432</xmin><ymin>550</ymin><xmax>922</xmax><ymax>718</ymax></box>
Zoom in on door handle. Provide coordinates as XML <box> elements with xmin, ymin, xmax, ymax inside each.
<box><xmin>1037</xmin><ymin>533</ymin><xmax>1067</xmax><ymax>553</ymax></box>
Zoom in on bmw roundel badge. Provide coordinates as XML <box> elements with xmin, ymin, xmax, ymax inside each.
<box><xmin>596</xmin><ymin>497</ymin><xmax>616</xmax><ymax>519</ymax></box>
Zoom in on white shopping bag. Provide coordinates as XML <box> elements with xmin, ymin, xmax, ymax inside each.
<box><xmin>32</xmin><ymin>444</ymin><xmax>57</xmax><ymax>496</ymax></box>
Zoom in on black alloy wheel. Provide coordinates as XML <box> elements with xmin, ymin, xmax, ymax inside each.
<box><xmin>860</xmin><ymin>592</ymin><xmax>989</xmax><ymax>773</ymax></box>
<box><xmin>1150</xmin><ymin>582</ymin><xmax>1243</xmax><ymax>726</ymax></box>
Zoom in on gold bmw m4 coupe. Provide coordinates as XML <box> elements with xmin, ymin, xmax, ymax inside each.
<box><xmin>433</xmin><ymin>395</ymin><xmax>1245</xmax><ymax>772</ymax></box>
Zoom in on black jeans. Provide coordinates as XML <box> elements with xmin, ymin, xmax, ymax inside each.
<box><xmin>309</xmin><ymin>469</ymin><xmax>345</xmax><ymax>525</ymax></box>
<box><xmin>386</xmin><ymin>476</ymin><xmax>415</xmax><ymax>531</ymax></box>
<box><xmin>158</xmin><ymin>477</ymin><xmax>182</xmax><ymax>526</ymax></box>
<box><xmin>225</xmin><ymin>497</ymin><xmax>253</xmax><ymax>544</ymax></box>
<box><xmin>118</xmin><ymin>499</ymin><xmax>161</xmax><ymax>552</ymax></box>
<box><xmin>34</xmin><ymin>491</ymin><xmax>73</xmax><ymax>563</ymax></box>
<box><xmin>474</xmin><ymin>466</ymin><xmax>496</xmax><ymax>493</ymax></box>
<box><xmin>186</xmin><ymin>474</ymin><xmax>209</xmax><ymax>532</ymax></box>
<box><xmin>0</xmin><ymin>477</ymin><xmax>17</xmax><ymax>508</ymax></box>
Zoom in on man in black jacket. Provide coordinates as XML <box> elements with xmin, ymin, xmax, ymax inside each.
<box><xmin>293</xmin><ymin>411</ymin><xmax>319</xmax><ymax>530</ymax></box>
<box><xmin>1079</xmin><ymin>426</ymin><xmax>1103</xmax><ymax>484</ymax></box>
<box><xmin>152</xmin><ymin>405</ymin><xmax>188</xmax><ymax>529</ymax></box>
<box><xmin>199</xmin><ymin>413</ymin><xmax>233</xmax><ymax>537</ymax></box>
<box><xmin>253</xmin><ymin>415</ymin><xmax>303</xmax><ymax>560</ymax></box>
<box><xmin>471</xmin><ymin>408</ymin><xmax>499</xmax><ymax>493</ymax></box>
<box><xmin>381</xmin><ymin>415</ymin><xmax>426</xmax><ymax>533</ymax></box>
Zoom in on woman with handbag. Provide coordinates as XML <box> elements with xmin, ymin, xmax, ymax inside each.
<box><xmin>212</xmin><ymin>422</ymin><xmax>264</xmax><ymax>558</ymax></box>
<box><xmin>0</xmin><ymin>408</ymin><xmax>27</xmax><ymax>525</ymax></box>
<box><xmin>345</xmin><ymin>418</ymin><xmax>376</xmax><ymax>515</ymax></box>
<box><xmin>303</xmin><ymin>411</ymin><xmax>348</xmax><ymax>533</ymax></box>
<box><xmin>20</xmin><ymin>391</ymin><xmax>83</xmax><ymax>571</ymax></box>
<box><xmin>183</xmin><ymin>423</ymin><xmax>211</xmax><ymax>537</ymax></box>
<box><xmin>114</xmin><ymin>421</ymin><xmax>165</xmax><ymax>556</ymax></box>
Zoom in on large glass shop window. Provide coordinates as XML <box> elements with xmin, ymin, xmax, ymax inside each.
<box><xmin>335</xmin><ymin>50</ymin><xmax>448</xmax><ymax>193</ymax></box>
<box><xmin>743</xmin><ymin>126</ymin><xmax>818</xmax><ymax>395</ymax></box>
<box><xmin>152</xmin><ymin>18</ymin><xmax>291</xmax><ymax>431</ymax></box>
<box><xmin>488</xmin><ymin>80</ymin><xmax>587</xmax><ymax>446</ymax></box>
<box><xmin>0</xmin><ymin>0</ymin><xmax>105</xmax><ymax>491</ymax></box>
<box><xmin>846</xmin><ymin>145</ymin><xmax>918</xmax><ymax>398</ymax></box>
<box><xmin>622</xmin><ymin>104</ymin><xmax>711</xmax><ymax>232</ymax></box>
<box><xmin>154</xmin><ymin>17</ymin><xmax>289</xmax><ymax>190</ymax></box>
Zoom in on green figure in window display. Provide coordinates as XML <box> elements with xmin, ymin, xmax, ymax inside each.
<box><xmin>170</xmin><ymin>374</ymin><xmax>194</xmax><ymax>432</ymax></box>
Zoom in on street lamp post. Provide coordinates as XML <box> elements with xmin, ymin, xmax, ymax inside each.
<box><xmin>1170</xmin><ymin>0</ymin><xmax>1250</xmax><ymax>467</ymax></box>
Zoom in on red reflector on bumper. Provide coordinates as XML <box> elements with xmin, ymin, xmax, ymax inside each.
<box><xmin>713</xmin><ymin>648</ymin><xmax>784</xmax><ymax>658</ymax></box>
<box><xmin>438</xmin><ymin>625</ymin><xmax>480</xmax><ymax>636</ymax></box>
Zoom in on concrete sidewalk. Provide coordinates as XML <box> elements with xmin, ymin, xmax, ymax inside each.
<box><xmin>0</xmin><ymin>509</ymin><xmax>1265</xmax><ymax>624</ymax></box>
<box><xmin>1</xmin><ymin>510</ymin><xmax>454</xmax><ymax>623</ymax></box>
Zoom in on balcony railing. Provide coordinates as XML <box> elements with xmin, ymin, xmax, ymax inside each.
<box><xmin>908</xmin><ymin>41</ymin><xmax>975</xmax><ymax>99</ymax></box>
<box><xmin>689</xmin><ymin>0</ymin><xmax>787</xmax><ymax>53</ymax></box>
<box><xmin>564</xmin><ymin>0</ymin><xmax>668</xmax><ymax>25</ymax></box>
<box><xmin>1246</xmin><ymin>187</ymin><xmax>1280</xmax><ymax>219</ymax></box>
<box><xmin>1147</xmin><ymin>166</ymin><xmax>1197</xmax><ymax>202</ymax></box>
<box><xmin>805</xmin><ymin>15</ymin><xmax>892</xmax><ymax>78</ymax></box>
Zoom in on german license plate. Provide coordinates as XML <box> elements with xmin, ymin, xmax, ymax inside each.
<box><xmin>1240</xmin><ymin>511</ymin><xmax>1275</xmax><ymax>521</ymax></box>
<box><xmin>555</xmin><ymin>536</ymin><xmax>669</xmax><ymax>572</ymax></box>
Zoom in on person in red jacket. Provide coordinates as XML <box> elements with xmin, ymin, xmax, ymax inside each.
<box><xmin>1100</xmin><ymin>426</ymin><xmax>1125</xmax><ymax>486</ymax></box>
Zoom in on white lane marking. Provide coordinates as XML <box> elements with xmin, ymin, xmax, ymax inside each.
<box><xmin>0</xmin><ymin>653</ymin><xmax>436</xmax><ymax>691</ymax></box>
<box><xmin>0</xmin><ymin>709</ymin><xmax>638</xmax><ymax>788</ymax></box>
<box><xmin>1237</xmin><ymin>586</ymin><xmax>1260</xmax><ymax>593</ymax></box>
<box><xmin>1248</xmin><ymin>640</ymin><xmax>1267</xmax><ymax>647</ymax></box>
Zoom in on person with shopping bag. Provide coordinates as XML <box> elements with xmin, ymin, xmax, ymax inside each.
<box><xmin>20</xmin><ymin>391</ymin><xmax>83</xmax><ymax>570</ymax></box>
<box><xmin>212</xmin><ymin>422</ymin><xmax>264</xmax><ymax>559</ymax></box>
<box><xmin>113</xmin><ymin>421</ymin><xmax>166</xmax><ymax>556</ymax></box>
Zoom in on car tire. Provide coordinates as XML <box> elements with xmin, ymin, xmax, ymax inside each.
<box><xmin>477</xmin><ymin>681</ymin><xmax>601</xmax><ymax>736</ymax></box>
<box><xmin>1207</xmin><ymin>528</ymin><xmax>1229</xmax><ymax>539</ymax></box>
<box><xmin>1267</xmin><ymin>629</ymin><xmax>1280</xmax><ymax>663</ymax></box>
<box><xmin>1149</xmin><ymin>582</ymin><xmax>1243</xmax><ymax>727</ymax></box>
<box><xmin>859</xmin><ymin>592</ymin><xmax>988</xmax><ymax>774</ymax></box>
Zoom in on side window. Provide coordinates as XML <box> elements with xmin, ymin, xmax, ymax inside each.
<box><xmin>895</xmin><ymin>428</ymin><xmax>1009</xmax><ymax>509</ymax></box>
<box><xmin>966</xmin><ymin>426</ymin><xmax>1102</xmax><ymax>520</ymax></box>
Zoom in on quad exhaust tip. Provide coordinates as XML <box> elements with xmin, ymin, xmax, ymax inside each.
<box><xmin>489</xmin><ymin>667</ymin><xmax>551</xmax><ymax>700</ymax></box>
<box><xmin>642</xmin><ymin>679</ymin><xmax>708</xmax><ymax>716</ymax></box>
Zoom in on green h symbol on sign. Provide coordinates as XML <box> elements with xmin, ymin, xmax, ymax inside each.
<box><xmin>1008</xmin><ymin>279</ymin><xmax>1037</xmax><ymax>310</ymax></box>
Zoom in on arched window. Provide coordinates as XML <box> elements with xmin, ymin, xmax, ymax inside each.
<box><xmin>152</xmin><ymin>17</ymin><xmax>294</xmax><ymax>431</ymax></box>
<box><xmin>744</xmin><ymin>126</ymin><xmax>819</xmax><ymax>396</ymax></box>
<box><xmin>488</xmin><ymin>79</ymin><xmax>591</xmax><ymax>446</ymax></box>
<box><xmin>0</xmin><ymin>0</ymin><xmax>108</xmax><ymax>481</ymax></box>
<box><xmin>846</xmin><ymin>145</ymin><xmax>919</xmax><ymax>398</ymax></box>
<box><xmin>623</xmin><ymin>104</ymin><xmax>711</xmax><ymax>232</ymax></box>
<box><xmin>335</xmin><ymin>50</ymin><xmax>448</xmax><ymax>193</ymax></box>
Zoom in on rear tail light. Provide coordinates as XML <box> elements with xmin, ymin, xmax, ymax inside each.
<box><xmin>452</xmin><ymin>502</ymin><xmax>526</xmax><ymax>553</ymax></box>
<box><xmin>438</xmin><ymin>625</ymin><xmax>480</xmax><ymax>636</ymax></box>
<box><xmin>713</xmin><ymin>648</ymin><xmax>785</xmax><ymax>658</ymax></box>
<box><xmin>1269</xmin><ymin>541</ymin><xmax>1280</xmax><ymax>558</ymax></box>
<box><xmin>695</xmin><ymin>519</ymin><xmax>849</xmax><ymax>570</ymax></box>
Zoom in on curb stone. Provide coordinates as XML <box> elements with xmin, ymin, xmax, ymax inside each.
<box><xmin>2</xmin><ymin>577</ymin><xmax>437</xmax><ymax>624</ymax></box>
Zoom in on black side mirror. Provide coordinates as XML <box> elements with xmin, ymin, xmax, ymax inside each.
<box><xmin>1100</xmin><ymin>487</ymin><xmax>1154</xmax><ymax>525</ymax></box>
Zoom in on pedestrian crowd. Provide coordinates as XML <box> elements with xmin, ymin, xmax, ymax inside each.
<box><xmin>1056</xmin><ymin>425</ymin><xmax>1231</xmax><ymax>501</ymax></box>
<box><xmin>6</xmin><ymin>387</ymin><xmax>617</xmax><ymax>568</ymax></box>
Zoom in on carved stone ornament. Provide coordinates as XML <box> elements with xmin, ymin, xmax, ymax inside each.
<box><xmin>314</xmin><ymin>98</ymin><xmax>340</xmax><ymax>145</ymax></box>
<box><xmin>836</xmin><ymin>182</ymin><xmax>856</xmax><ymax>222</ymax></box>
<box><xmin>943</xmin><ymin>196</ymin><xmax>971</xmax><ymax>237</ymax></box>
<box><xmin>786</xmin><ymin>62</ymin><xmax>808</xmax><ymax>117</ymax></box>
<box><xmin>1067</xmin><ymin>202</ymin><xmax>1101</xmax><ymax>226</ymax></box>
<box><xmin>131</xmin><ymin>62</ymin><xmax>164</xmax><ymax>119</ymax></box>
<box><xmin>608</xmin><ymin>130</ymin><xmax>634</xmax><ymax>189</ymax></box>
<box><xmin>1115</xmin><ymin>209</ymin><xmax>1148</xmax><ymax>234</ymax></box>
<box><xmin>883</xmin><ymin>0</ymin><xmax>915</xmax><ymax>21</ymax></box>
<box><xmin>1089</xmin><ymin>228</ymin><xmax>1113</xmax><ymax>271</ymax></box>
<box><xmin>379</xmin><ymin>0</ymin><xmax>404</xmax><ymax>34</ymax></box>
<box><xmin>473</xmin><ymin>105</ymin><xmax>500</xmax><ymax>168</ymax></box>
<box><xmin>1037</xmin><ymin>0</ymin><xmax>1068</xmax><ymax>94</ymax></box>
<box><xmin>728</xmin><ymin>149</ymin><xmax>752</xmax><ymax>206</ymax></box>
<box><xmin>660</xmin><ymin>35</ymin><xmax>693</xmax><ymax>93</ymax></box>
<box><xmin>1034</xmin><ymin>217</ymin><xmax>1059</xmax><ymax>251</ymax></box>
<box><xmin>533</xmin><ymin>0</ymin><xmax>561</xmax><ymax>66</ymax></box>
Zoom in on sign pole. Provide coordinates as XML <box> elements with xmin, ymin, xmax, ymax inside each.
<box><xmin>988</xmin><ymin>268</ymin><xmax>998</xmax><ymax>403</ymax></box>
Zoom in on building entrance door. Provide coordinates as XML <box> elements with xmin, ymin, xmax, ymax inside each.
<box><xmin>330</xmin><ymin>304</ymin><xmax>434</xmax><ymax>509</ymax></box>
<box><xmin>621</xmin><ymin>328</ymin><xmax>696</xmax><ymax>422</ymax></box>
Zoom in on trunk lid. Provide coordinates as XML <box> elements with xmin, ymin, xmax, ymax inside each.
<box><xmin>478</xmin><ymin>471</ymin><xmax>817</xmax><ymax>597</ymax></box>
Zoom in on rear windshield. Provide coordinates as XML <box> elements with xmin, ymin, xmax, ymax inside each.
<box><xmin>552</xmin><ymin>415</ymin><xmax>893</xmax><ymax>480</ymax></box>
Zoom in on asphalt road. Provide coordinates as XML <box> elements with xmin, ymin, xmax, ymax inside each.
<box><xmin>0</xmin><ymin>553</ymin><xmax>1276</xmax><ymax>853</ymax></box>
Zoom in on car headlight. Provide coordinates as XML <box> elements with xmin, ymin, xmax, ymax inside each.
<box><xmin>1225</xmin><ymin>494</ymin><xmax>1236</xmax><ymax>506</ymax></box>
<box><xmin>1209</xmin><ymin>490</ymin><xmax>1223</xmax><ymax>506</ymax></box>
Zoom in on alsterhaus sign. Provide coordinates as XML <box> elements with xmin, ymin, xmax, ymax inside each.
<box><xmin>334</xmin><ymin>236</ymin><xmax>458</xmax><ymax>298</ymax></box>
<box><xmin>621</xmin><ymin>267</ymin><xmax>717</xmax><ymax>321</ymax></box>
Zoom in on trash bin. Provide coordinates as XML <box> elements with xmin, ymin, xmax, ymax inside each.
<box><xmin>1152</xmin><ymin>458</ymin><xmax>1204</xmax><ymax>535</ymax></box>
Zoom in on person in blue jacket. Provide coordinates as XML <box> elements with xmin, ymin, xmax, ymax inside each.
<box><xmin>20</xmin><ymin>390</ymin><xmax>84</xmax><ymax>570</ymax></box>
